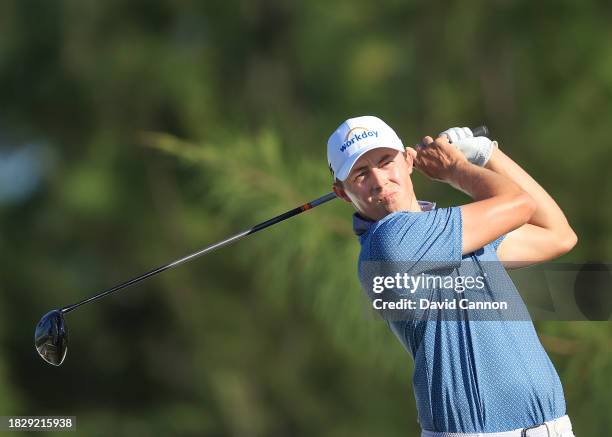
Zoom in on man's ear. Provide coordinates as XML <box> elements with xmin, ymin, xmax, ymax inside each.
<box><xmin>405</xmin><ymin>147</ymin><xmax>417</xmax><ymax>173</ymax></box>
<box><xmin>332</xmin><ymin>182</ymin><xmax>352</xmax><ymax>203</ymax></box>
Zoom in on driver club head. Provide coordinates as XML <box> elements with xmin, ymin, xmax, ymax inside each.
<box><xmin>35</xmin><ymin>310</ymin><xmax>68</xmax><ymax>366</ymax></box>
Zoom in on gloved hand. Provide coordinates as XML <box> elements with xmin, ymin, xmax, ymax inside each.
<box><xmin>438</xmin><ymin>126</ymin><xmax>498</xmax><ymax>167</ymax></box>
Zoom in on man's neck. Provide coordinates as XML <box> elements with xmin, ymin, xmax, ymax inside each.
<box><xmin>406</xmin><ymin>196</ymin><xmax>422</xmax><ymax>212</ymax></box>
<box><xmin>356</xmin><ymin>196</ymin><xmax>423</xmax><ymax>222</ymax></box>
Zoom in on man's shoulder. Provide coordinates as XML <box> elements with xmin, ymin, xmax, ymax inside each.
<box><xmin>369</xmin><ymin>207</ymin><xmax>458</xmax><ymax>238</ymax></box>
<box><xmin>359</xmin><ymin>207</ymin><xmax>462</xmax><ymax>262</ymax></box>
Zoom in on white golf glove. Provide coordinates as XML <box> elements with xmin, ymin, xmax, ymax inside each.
<box><xmin>438</xmin><ymin>126</ymin><xmax>498</xmax><ymax>167</ymax></box>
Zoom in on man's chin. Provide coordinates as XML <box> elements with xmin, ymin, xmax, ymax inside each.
<box><xmin>366</xmin><ymin>202</ymin><xmax>401</xmax><ymax>220</ymax></box>
<box><xmin>378</xmin><ymin>197</ymin><xmax>416</xmax><ymax>214</ymax></box>
<box><xmin>382</xmin><ymin>205</ymin><xmax>403</xmax><ymax>217</ymax></box>
<box><xmin>359</xmin><ymin>196</ymin><xmax>413</xmax><ymax>220</ymax></box>
<box><xmin>380</xmin><ymin>196</ymin><xmax>404</xmax><ymax>209</ymax></box>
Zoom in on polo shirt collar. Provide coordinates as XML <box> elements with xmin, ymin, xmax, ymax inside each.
<box><xmin>352</xmin><ymin>200</ymin><xmax>436</xmax><ymax>237</ymax></box>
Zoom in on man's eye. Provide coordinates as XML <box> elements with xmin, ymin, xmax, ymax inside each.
<box><xmin>382</xmin><ymin>160</ymin><xmax>393</xmax><ymax>167</ymax></box>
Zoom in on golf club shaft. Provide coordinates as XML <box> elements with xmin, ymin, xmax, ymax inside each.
<box><xmin>61</xmin><ymin>192</ymin><xmax>338</xmax><ymax>314</ymax></box>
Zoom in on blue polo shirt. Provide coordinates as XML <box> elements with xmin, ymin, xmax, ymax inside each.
<box><xmin>354</xmin><ymin>202</ymin><xmax>566</xmax><ymax>433</ymax></box>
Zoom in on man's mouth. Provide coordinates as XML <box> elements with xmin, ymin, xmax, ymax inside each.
<box><xmin>376</xmin><ymin>192</ymin><xmax>397</xmax><ymax>203</ymax></box>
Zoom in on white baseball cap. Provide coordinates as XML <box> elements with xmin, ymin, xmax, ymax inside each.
<box><xmin>327</xmin><ymin>115</ymin><xmax>405</xmax><ymax>181</ymax></box>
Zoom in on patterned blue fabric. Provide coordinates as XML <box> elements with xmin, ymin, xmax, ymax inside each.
<box><xmin>353</xmin><ymin>205</ymin><xmax>566</xmax><ymax>433</ymax></box>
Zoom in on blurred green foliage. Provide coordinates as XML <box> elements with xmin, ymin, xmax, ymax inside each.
<box><xmin>0</xmin><ymin>0</ymin><xmax>610</xmax><ymax>435</ymax></box>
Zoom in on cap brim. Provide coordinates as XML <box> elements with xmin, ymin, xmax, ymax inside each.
<box><xmin>336</xmin><ymin>144</ymin><xmax>405</xmax><ymax>181</ymax></box>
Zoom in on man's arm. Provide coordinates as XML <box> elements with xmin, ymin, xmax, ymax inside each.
<box><xmin>415</xmin><ymin>136</ymin><xmax>536</xmax><ymax>255</ymax></box>
<box><xmin>484</xmin><ymin>147</ymin><xmax>578</xmax><ymax>268</ymax></box>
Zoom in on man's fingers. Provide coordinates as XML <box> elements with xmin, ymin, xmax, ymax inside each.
<box><xmin>405</xmin><ymin>146</ymin><xmax>417</xmax><ymax>161</ymax></box>
<box><xmin>437</xmin><ymin>135</ymin><xmax>451</xmax><ymax>145</ymax></box>
<box><xmin>418</xmin><ymin>136</ymin><xmax>435</xmax><ymax>149</ymax></box>
<box><xmin>420</xmin><ymin>135</ymin><xmax>450</xmax><ymax>148</ymax></box>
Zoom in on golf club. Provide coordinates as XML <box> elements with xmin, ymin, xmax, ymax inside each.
<box><xmin>34</xmin><ymin>192</ymin><xmax>337</xmax><ymax>366</ymax></box>
<box><xmin>35</xmin><ymin>125</ymin><xmax>488</xmax><ymax>366</ymax></box>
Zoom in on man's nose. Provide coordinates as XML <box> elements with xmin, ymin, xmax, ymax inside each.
<box><xmin>370</xmin><ymin>167</ymin><xmax>388</xmax><ymax>190</ymax></box>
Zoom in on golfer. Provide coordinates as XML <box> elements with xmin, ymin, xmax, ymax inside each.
<box><xmin>327</xmin><ymin>116</ymin><xmax>578</xmax><ymax>437</ymax></box>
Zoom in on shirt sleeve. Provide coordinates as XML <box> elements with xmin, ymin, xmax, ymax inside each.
<box><xmin>367</xmin><ymin>207</ymin><xmax>462</xmax><ymax>267</ymax></box>
<box><xmin>491</xmin><ymin>233</ymin><xmax>507</xmax><ymax>251</ymax></box>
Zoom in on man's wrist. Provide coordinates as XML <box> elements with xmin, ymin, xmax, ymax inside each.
<box><xmin>445</xmin><ymin>160</ymin><xmax>475</xmax><ymax>187</ymax></box>
<box><xmin>484</xmin><ymin>147</ymin><xmax>504</xmax><ymax>172</ymax></box>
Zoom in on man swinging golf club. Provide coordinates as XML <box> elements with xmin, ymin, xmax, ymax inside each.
<box><xmin>327</xmin><ymin>116</ymin><xmax>578</xmax><ymax>437</ymax></box>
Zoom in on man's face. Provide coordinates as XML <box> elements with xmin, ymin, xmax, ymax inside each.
<box><xmin>333</xmin><ymin>146</ymin><xmax>418</xmax><ymax>221</ymax></box>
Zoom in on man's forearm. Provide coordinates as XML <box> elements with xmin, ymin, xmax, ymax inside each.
<box><xmin>485</xmin><ymin>148</ymin><xmax>575</xmax><ymax>236</ymax></box>
<box><xmin>448</xmin><ymin>160</ymin><xmax>526</xmax><ymax>201</ymax></box>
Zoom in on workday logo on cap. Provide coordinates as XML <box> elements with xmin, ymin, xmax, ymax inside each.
<box><xmin>327</xmin><ymin>115</ymin><xmax>405</xmax><ymax>181</ymax></box>
<box><xmin>340</xmin><ymin>128</ymin><xmax>379</xmax><ymax>152</ymax></box>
